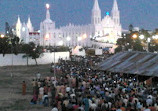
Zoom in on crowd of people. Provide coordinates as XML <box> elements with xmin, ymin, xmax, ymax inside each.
<box><xmin>30</xmin><ymin>57</ymin><xmax>158</xmax><ymax>111</ymax></box>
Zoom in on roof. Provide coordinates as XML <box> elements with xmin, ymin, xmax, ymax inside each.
<box><xmin>96</xmin><ymin>51</ymin><xmax>158</xmax><ymax>77</ymax></box>
<box><xmin>29</xmin><ymin>32</ymin><xmax>40</xmax><ymax>35</ymax></box>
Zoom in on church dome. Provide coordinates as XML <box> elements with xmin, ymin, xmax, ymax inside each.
<box><xmin>43</xmin><ymin>19</ymin><xmax>53</xmax><ymax>23</ymax></box>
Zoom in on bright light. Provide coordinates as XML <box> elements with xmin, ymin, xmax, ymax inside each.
<box><xmin>132</xmin><ymin>34</ymin><xmax>138</xmax><ymax>39</ymax></box>
<box><xmin>0</xmin><ymin>34</ymin><xmax>4</xmax><ymax>38</ymax></box>
<box><xmin>106</xmin><ymin>12</ymin><xmax>110</xmax><ymax>16</ymax></box>
<box><xmin>152</xmin><ymin>35</ymin><xmax>158</xmax><ymax>39</ymax></box>
<box><xmin>82</xmin><ymin>34</ymin><xmax>87</xmax><ymax>39</ymax></box>
<box><xmin>58</xmin><ymin>34</ymin><xmax>62</xmax><ymax>38</ymax></box>
<box><xmin>152</xmin><ymin>35</ymin><xmax>156</xmax><ymax>39</ymax></box>
<box><xmin>147</xmin><ymin>38</ymin><xmax>151</xmax><ymax>42</ymax></box>
<box><xmin>139</xmin><ymin>35</ymin><xmax>144</xmax><ymax>39</ymax></box>
<box><xmin>45</xmin><ymin>34</ymin><xmax>50</xmax><ymax>40</ymax></box>
<box><xmin>66</xmin><ymin>36</ymin><xmax>71</xmax><ymax>41</ymax></box>
<box><xmin>78</xmin><ymin>37</ymin><xmax>82</xmax><ymax>41</ymax></box>
<box><xmin>22</xmin><ymin>27</ymin><xmax>25</xmax><ymax>32</ymax></box>
<box><xmin>58</xmin><ymin>41</ymin><xmax>63</xmax><ymax>46</ymax></box>
<box><xmin>46</xmin><ymin>4</ymin><xmax>50</xmax><ymax>9</ymax></box>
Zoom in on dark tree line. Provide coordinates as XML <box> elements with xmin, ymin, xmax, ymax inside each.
<box><xmin>0</xmin><ymin>22</ymin><xmax>44</xmax><ymax>66</ymax></box>
<box><xmin>115</xmin><ymin>24</ymin><xmax>158</xmax><ymax>53</ymax></box>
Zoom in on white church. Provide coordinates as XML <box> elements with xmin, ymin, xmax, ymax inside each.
<box><xmin>15</xmin><ymin>0</ymin><xmax>122</xmax><ymax>48</ymax></box>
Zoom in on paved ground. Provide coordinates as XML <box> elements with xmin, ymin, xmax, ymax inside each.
<box><xmin>0</xmin><ymin>64</ymin><xmax>53</xmax><ymax>111</ymax></box>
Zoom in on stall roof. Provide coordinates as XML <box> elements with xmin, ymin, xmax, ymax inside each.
<box><xmin>96</xmin><ymin>51</ymin><xmax>158</xmax><ymax>77</ymax></box>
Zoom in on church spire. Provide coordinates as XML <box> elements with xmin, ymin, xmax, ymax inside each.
<box><xmin>92</xmin><ymin>0</ymin><xmax>100</xmax><ymax>11</ymax></box>
<box><xmin>17</xmin><ymin>15</ymin><xmax>21</xmax><ymax>24</ymax></box>
<box><xmin>91</xmin><ymin>0</ymin><xmax>101</xmax><ymax>25</ymax></box>
<box><xmin>27</xmin><ymin>16</ymin><xmax>31</xmax><ymax>24</ymax></box>
<box><xmin>16</xmin><ymin>15</ymin><xmax>22</xmax><ymax>38</ymax></box>
<box><xmin>112</xmin><ymin>0</ymin><xmax>119</xmax><ymax>11</ymax></box>
<box><xmin>111</xmin><ymin>0</ymin><xmax>120</xmax><ymax>25</ymax></box>
<box><xmin>46</xmin><ymin>4</ymin><xmax>50</xmax><ymax>19</ymax></box>
<box><xmin>27</xmin><ymin>16</ymin><xmax>34</xmax><ymax>32</ymax></box>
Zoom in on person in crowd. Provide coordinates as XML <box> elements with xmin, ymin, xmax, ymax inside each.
<box><xmin>36</xmin><ymin>72</ymin><xmax>41</xmax><ymax>80</ymax></box>
<box><xmin>43</xmin><ymin>93</ymin><xmax>49</xmax><ymax>107</ymax></box>
<box><xmin>30</xmin><ymin>93</ymin><xmax>38</xmax><ymax>104</ymax></box>
<box><xmin>29</xmin><ymin>57</ymin><xmax>158</xmax><ymax>111</ymax></box>
<box><xmin>22</xmin><ymin>81</ymin><xmax>26</xmax><ymax>95</ymax></box>
<box><xmin>51</xmin><ymin>104</ymin><xmax>58</xmax><ymax>111</ymax></box>
<box><xmin>39</xmin><ymin>86</ymin><xmax>44</xmax><ymax>104</ymax></box>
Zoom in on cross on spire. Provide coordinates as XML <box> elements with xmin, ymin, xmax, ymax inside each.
<box><xmin>46</xmin><ymin>4</ymin><xmax>50</xmax><ymax>19</ymax></box>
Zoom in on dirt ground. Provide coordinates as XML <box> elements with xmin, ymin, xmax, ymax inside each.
<box><xmin>0</xmin><ymin>64</ymin><xmax>53</xmax><ymax>111</ymax></box>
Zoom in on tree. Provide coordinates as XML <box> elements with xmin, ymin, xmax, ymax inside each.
<box><xmin>133</xmin><ymin>39</ymin><xmax>144</xmax><ymax>51</ymax></box>
<box><xmin>11</xmin><ymin>36</ymin><xmax>20</xmax><ymax>55</ymax></box>
<box><xmin>140</xmin><ymin>29</ymin><xmax>150</xmax><ymax>40</ymax></box>
<box><xmin>115</xmin><ymin>27</ymin><xmax>144</xmax><ymax>53</ymax></box>
<box><xmin>0</xmin><ymin>36</ymin><xmax>10</xmax><ymax>56</ymax></box>
<box><xmin>22</xmin><ymin>44</ymin><xmax>31</xmax><ymax>66</ymax></box>
<box><xmin>129</xmin><ymin>24</ymin><xmax>133</xmax><ymax>32</ymax></box>
<box><xmin>5</xmin><ymin>22</ymin><xmax>10</xmax><ymax>36</ymax></box>
<box><xmin>30</xmin><ymin>45</ymin><xmax>43</xmax><ymax>65</ymax></box>
<box><xmin>22</xmin><ymin>42</ymin><xmax>43</xmax><ymax>66</ymax></box>
<box><xmin>4</xmin><ymin>22</ymin><xmax>21</xmax><ymax>55</ymax></box>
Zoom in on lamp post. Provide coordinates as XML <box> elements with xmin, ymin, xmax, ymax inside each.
<box><xmin>147</xmin><ymin>38</ymin><xmax>151</xmax><ymax>52</ymax></box>
<box><xmin>10</xmin><ymin>35</ymin><xmax>14</xmax><ymax>78</ymax></box>
<box><xmin>53</xmin><ymin>41</ymin><xmax>63</xmax><ymax>78</ymax></box>
<box><xmin>122</xmin><ymin>33</ymin><xmax>126</xmax><ymax>51</ymax></box>
<box><xmin>131</xmin><ymin>34</ymin><xmax>138</xmax><ymax>50</ymax></box>
<box><xmin>53</xmin><ymin>43</ymin><xmax>56</xmax><ymax>78</ymax></box>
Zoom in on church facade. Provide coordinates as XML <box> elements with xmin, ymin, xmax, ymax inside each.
<box><xmin>15</xmin><ymin>0</ymin><xmax>121</xmax><ymax>48</ymax></box>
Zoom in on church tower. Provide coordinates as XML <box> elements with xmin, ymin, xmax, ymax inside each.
<box><xmin>27</xmin><ymin>16</ymin><xmax>34</xmax><ymax>32</ymax></box>
<box><xmin>16</xmin><ymin>15</ymin><xmax>22</xmax><ymax>38</ymax></box>
<box><xmin>111</xmin><ymin>0</ymin><xmax>120</xmax><ymax>25</ymax></box>
<box><xmin>91</xmin><ymin>0</ymin><xmax>101</xmax><ymax>25</ymax></box>
<box><xmin>46</xmin><ymin>4</ymin><xmax>50</xmax><ymax>20</ymax></box>
<box><xmin>21</xmin><ymin>22</ymin><xmax>29</xmax><ymax>44</ymax></box>
<box><xmin>40</xmin><ymin>4</ymin><xmax>55</xmax><ymax>46</ymax></box>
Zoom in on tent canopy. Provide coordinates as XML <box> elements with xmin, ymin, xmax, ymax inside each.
<box><xmin>96</xmin><ymin>51</ymin><xmax>158</xmax><ymax>77</ymax></box>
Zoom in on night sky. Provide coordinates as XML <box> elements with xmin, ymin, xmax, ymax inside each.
<box><xmin>0</xmin><ymin>0</ymin><xmax>158</xmax><ymax>32</ymax></box>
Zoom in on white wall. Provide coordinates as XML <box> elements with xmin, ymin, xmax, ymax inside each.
<box><xmin>0</xmin><ymin>52</ymin><xmax>70</xmax><ymax>66</ymax></box>
<box><xmin>95</xmin><ymin>49</ymin><xmax>103</xmax><ymax>55</ymax></box>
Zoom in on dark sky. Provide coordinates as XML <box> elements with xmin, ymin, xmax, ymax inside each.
<box><xmin>0</xmin><ymin>0</ymin><xmax>158</xmax><ymax>32</ymax></box>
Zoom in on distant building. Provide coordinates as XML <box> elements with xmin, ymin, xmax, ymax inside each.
<box><xmin>15</xmin><ymin>0</ymin><xmax>122</xmax><ymax>48</ymax></box>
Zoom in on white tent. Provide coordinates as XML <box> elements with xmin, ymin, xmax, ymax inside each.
<box><xmin>71</xmin><ymin>46</ymin><xmax>86</xmax><ymax>57</ymax></box>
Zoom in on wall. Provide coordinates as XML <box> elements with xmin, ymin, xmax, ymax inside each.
<box><xmin>95</xmin><ymin>49</ymin><xmax>103</xmax><ymax>55</ymax></box>
<box><xmin>0</xmin><ymin>52</ymin><xmax>70</xmax><ymax>66</ymax></box>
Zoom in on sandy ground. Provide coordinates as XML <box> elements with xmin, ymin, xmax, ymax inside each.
<box><xmin>0</xmin><ymin>64</ymin><xmax>53</xmax><ymax>111</ymax></box>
